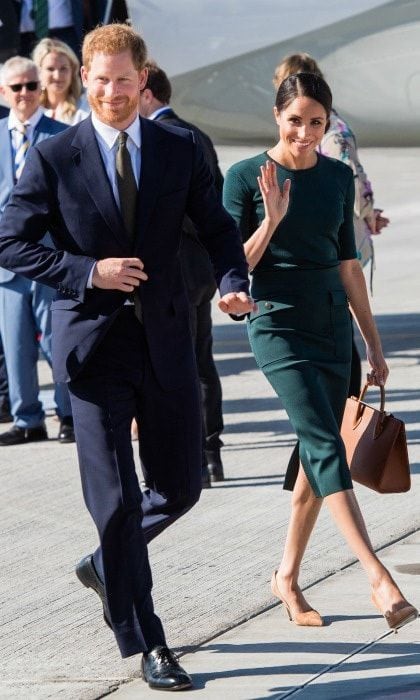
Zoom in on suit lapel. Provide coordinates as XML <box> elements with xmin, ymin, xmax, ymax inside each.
<box><xmin>68</xmin><ymin>116</ymin><xmax>170</xmax><ymax>254</ymax></box>
<box><xmin>70</xmin><ymin>117</ymin><xmax>129</xmax><ymax>251</ymax></box>
<box><xmin>136</xmin><ymin>117</ymin><xmax>168</xmax><ymax>252</ymax></box>
<box><xmin>32</xmin><ymin>115</ymin><xmax>48</xmax><ymax>145</ymax></box>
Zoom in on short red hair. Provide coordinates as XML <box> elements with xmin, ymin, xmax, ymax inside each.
<box><xmin>82</xmin><ymin>23</ymin><xmax>147</xmax><ymax>71</ymax></box>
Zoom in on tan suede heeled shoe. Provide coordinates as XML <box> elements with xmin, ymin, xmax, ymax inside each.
<box><xmin>371</xmin><ymin>591</ymin><xmax>418</xmax><ymax>631</ymax></box>
<box><xmin>271</xmin><ymin>571</ymin><xmax>324</xmax><ymax>627</ymax></box>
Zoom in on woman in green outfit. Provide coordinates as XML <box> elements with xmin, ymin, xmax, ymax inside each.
<box><xmin>223</xmin><ymin>73</ymin><xmax>417</xmax><ymax>630</ymax></box>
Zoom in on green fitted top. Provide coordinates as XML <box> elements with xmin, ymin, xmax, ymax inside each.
<box><xmin>223</xmin><ymin>152</ymin><xmax>357</xmax><ymax>290</ymax></box>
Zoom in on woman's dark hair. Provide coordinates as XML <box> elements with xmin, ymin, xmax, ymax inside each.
<box><xmin>275</xmin><ymin>72</ymin><xmax>332</xmax><ymax>131</ymax></box>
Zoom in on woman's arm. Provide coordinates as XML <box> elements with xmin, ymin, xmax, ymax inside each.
<box><xmin>243</xmin><ymin>161</ymin><xmax>290</xmax><ymax>269</ymax></box>
<box><xmin>339</xmin><ymin>258</ymin><xmax>389</xmax><ymax>386</ymax></box>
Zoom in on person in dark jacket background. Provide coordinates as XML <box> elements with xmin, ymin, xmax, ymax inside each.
<box><xmin>139</xmin><ymin>61</ymin><xmax>226</xmax><ymax>487</ymax></box>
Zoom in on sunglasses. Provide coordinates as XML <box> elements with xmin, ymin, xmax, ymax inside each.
<box><xmin>7</xmin><ymin>81</ymin><xmax>39</xmax><ymax>93</ymax></box>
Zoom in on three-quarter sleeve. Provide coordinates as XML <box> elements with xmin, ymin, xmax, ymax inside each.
<box><xmin>338</xmin><ymin>170</ymin><xmax>357</xmax><ymax>261</ymax></box>
<box><xmin>223</xmin><ymin>166</ymin><xmax>254</xmax><ymax>243</ymax></box>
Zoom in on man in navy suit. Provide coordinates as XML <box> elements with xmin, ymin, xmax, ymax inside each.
<box><xmin>0</xmin><ymin>55</ymin><xmax>74</xmax><ymax>445</ymax></box>
<box><xmin>0</xmin><ymin>24</ymin><xmax>252</xmax><ymax>690</ymax></box>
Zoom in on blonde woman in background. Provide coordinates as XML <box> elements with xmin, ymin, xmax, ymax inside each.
<box><xmin>33</xmin><ymin>38</ymin><xmax>88</xmax><ymax>125</ymax></box>
<box><xmin>273</xmin><ymin>53</ymin><xmax>389</xmax><ymax>397</ymax></box>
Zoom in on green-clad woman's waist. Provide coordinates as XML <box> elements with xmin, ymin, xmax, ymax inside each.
<box><xmin>251</xmin><ymin>265</ymin><xmax>344</xmax><ymax>300</ymax></box>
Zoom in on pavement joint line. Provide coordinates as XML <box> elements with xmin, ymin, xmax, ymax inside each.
<box><xmin>271</xmin><ymin>629</ymin><xmax>393</xmax><ymax>699</ymax></box>
<box><xmin>93</xmin><ymin>684</ymin><xmax>125</xmax><ymax>700</ymax></box>
<box><xmin>100</xmin><ymin>527</ymin><xmax>420</xmax><ymax>698</ymax></box>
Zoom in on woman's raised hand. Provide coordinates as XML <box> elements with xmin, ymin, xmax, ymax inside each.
<box><xmin>257</xmin><ymin>161</ymin><xmax>291</xmax><ymax>229</ymax></box>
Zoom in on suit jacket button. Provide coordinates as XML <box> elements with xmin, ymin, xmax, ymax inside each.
<box><xmin>264</xmin><ymin>302</ymin><xmax>273</xmax><ymax>309</ymax></box>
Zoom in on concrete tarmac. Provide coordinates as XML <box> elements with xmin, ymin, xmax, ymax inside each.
<box><xmin>0</xmin><ymin>148</ymin><xmax>419</xmax><ymax>699</ymax></box>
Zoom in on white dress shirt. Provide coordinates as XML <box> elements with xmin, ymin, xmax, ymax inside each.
<box><xmin>8</xmin><ymin>107</ymin><xmax>44</xmax><ymax>157</ymax></box>
<box><xmin>20</xmin><ymin>0</ymin><xmax>73</xmax><ymax>32</ymax></box>
<box><xmin>49</xmin><ymin>0</ymin><xmax>73</xmax><ymax>29</ymax></box>
<box><xmin>87</xmin><ymin>113</ymin><xmax>142</xmax><ymax>289</ymax></box>
<box><xmin>91</xmin><ymin>112</ymin><xmax>141</xmax><ymax>207</ymax></box>
<box><xmin>20</xmin><ymin>0</ymin><xmax>35</xmax><ymax>32</ymax></box>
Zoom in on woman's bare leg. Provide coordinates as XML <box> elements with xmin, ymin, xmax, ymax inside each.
<box><xmin>325</xmin><ymin>489</ymin><xmax>410</xmax><ymax>612</ymax></box>
<box><xmin>275</xmin><ymin>468</ymin><xmax>411</xmax><ymax>616</ymax></box>
<box><xmin>275</xmin><ymin>466</ymin><xmax>323</xmax><ymax>614</ymax></box>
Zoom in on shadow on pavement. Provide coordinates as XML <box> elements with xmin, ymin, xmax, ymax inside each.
<box><xmin>375</xmin><ymin>313</ymin><xmax>420</xmax><ymax>357</ymax></box>
<box><xmin>224</xmin><ymin>419</ymin><xmax>290</xmax><ymax>434</ymax></box>
<box><xmin>187</xmin><ymin>639</ymin><xmax>420</xmax><ymax>693</ymax></box>
<box><xmin>213</xmin><ymin>312</ymin><xmax>420</xmax><ymax>356</ymax></box>
<box><xmin>223</xmin><ymin>397</ymin><xmax>281</xmax><ymax>413</ymax></box>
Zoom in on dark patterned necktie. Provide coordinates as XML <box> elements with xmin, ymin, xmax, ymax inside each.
<box><xmin>116</xmin><ymin>131</ymin><xmax>137</xmax><ymax>241</ymax></box>
<box><xmin>115</xmin><ymin>131</ymin><xmax>142</xmax><ymax>320</ymax></box>
<box><xmin>33</xmin><ymin>0</ymin><xmax>49</xmax><ymax>39</ymax></box>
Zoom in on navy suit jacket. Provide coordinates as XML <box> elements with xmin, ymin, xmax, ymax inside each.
<box><xmin>0</xmin><ymin>113</ymin><xmax>67</xmax><ymax>283</ymax></box>
<box><xmin>0</xmin><ymin>116</ymin><xmax>249</xmax><ymax>388</ymax></box>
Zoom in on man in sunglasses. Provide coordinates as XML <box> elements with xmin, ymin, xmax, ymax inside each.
<box><xmin>0</xmin><ymin>56</ymin><xmax>74</xmax><ymax>446</ymax></box>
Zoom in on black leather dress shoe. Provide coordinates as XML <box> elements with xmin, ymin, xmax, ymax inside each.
<box><xmin>141</xmin><ymin>646</ymin><xmax>193</xmax><ymax>691</ymax></box>
<box><xmin>75</xmin><ymin>554</ymin><xmax>111</xmax><ymax>629</ymax></box>
<box><xmin>205</xmin><ymin>450</ymin><xmax>225</xmax><ymax>482</ymax></box>
<box><xmin>0</xmin><ymin>423</ymin><xmax>48</xmax><ymax>446</ymax></box>
<box><xmin>58</xmin><ymin>417</ymin><xmax>75</xmax><ymax>443</ymax></box>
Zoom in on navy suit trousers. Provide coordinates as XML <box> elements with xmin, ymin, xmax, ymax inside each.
<box><xmin>68</xmin><ymin>308</ymin><xmax>202</xmax><ymax>657</ymax></box>
<box><xmin>189</xmin><ymin>298</ymin><xmax>223</xmax><ymax>453</ymax></box>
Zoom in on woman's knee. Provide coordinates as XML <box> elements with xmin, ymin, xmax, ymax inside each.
<box><xmin>291</xmin><ymin>468</ymin><xmax>319</xmax><ymax>508</ymax></box>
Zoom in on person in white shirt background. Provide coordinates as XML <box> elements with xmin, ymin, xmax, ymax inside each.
<box><xmin>18</xmin><ymin>0</ymin><xmax>83</xmax><ymax>59</ymax></box>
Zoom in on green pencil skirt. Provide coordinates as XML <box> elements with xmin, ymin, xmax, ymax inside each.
<box><xmin>247</xmin><ymin>267</ymin><xmax>354</xmax><ymax>498</ymax></box>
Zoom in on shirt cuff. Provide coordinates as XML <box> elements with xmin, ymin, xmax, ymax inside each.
<box><xmin>87</xmin><ymin>261</ymin><xmax>97</xmax><ymax>289</ymax></box>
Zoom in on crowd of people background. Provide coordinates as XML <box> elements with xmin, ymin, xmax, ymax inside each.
<box><xmin>0</xmin><ymin>3</ymin><xmax>417</xmax><ymax>693</ymax></box>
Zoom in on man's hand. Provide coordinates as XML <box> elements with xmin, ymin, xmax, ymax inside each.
<box><xmin>92</xmin><ymin>258</ymin><xmax>148</xmax><ymax>291</ymax></box>
<box><xmin>218</xmin><ymin>292</ymin><xmax>257</xmax><ymax>316</ymax></box>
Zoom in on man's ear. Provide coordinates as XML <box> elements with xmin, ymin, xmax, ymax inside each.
<box><xmin>142</xmin><ymin>88</ymin><xmax>153</xmax><ymax>102</ymax></box>
<box><xmin>139</xmin><ymin>67</ymin><xmax>148</xmax><ymax>91</ymax></box>
<box><xmin>80</xmin><ymin>65</ymin><xmax>88</xmax><ymax>89</ymax></box>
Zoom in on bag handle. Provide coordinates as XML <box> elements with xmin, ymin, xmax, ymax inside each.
<box><xmin>353</xmin><ymin>382</ymin><xmax>386</xmax><ymax>438</ymax></box>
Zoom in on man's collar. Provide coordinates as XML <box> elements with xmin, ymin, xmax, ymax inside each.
<box><xmin>8</xmin><ymin>106</ymin><xmax>44</xmax><ymax>131</ymax></box>
<box><xmin>149</xmin><ymin>106</ymin><xmax>173</xmax><ymax>121</ymax></box>
<box><xmin>91</xmin><ymin>112</ymin><xmax>141</xmax><ymax>149</ymax></box>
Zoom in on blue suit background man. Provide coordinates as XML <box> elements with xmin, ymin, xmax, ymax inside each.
<box><xmin>0</xmin><ymin>55</ymin><xmax>74</xmax><ymax>445</ymax></box>
<box><xmin>0</xmin><ymin>99</ymin><xmax>11</xmax><ymax>422</ymax></box>
<box><xmin>0</xmin><ymin>24</ymin><xmax>253</xmax><ymax>690</ymax></box>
